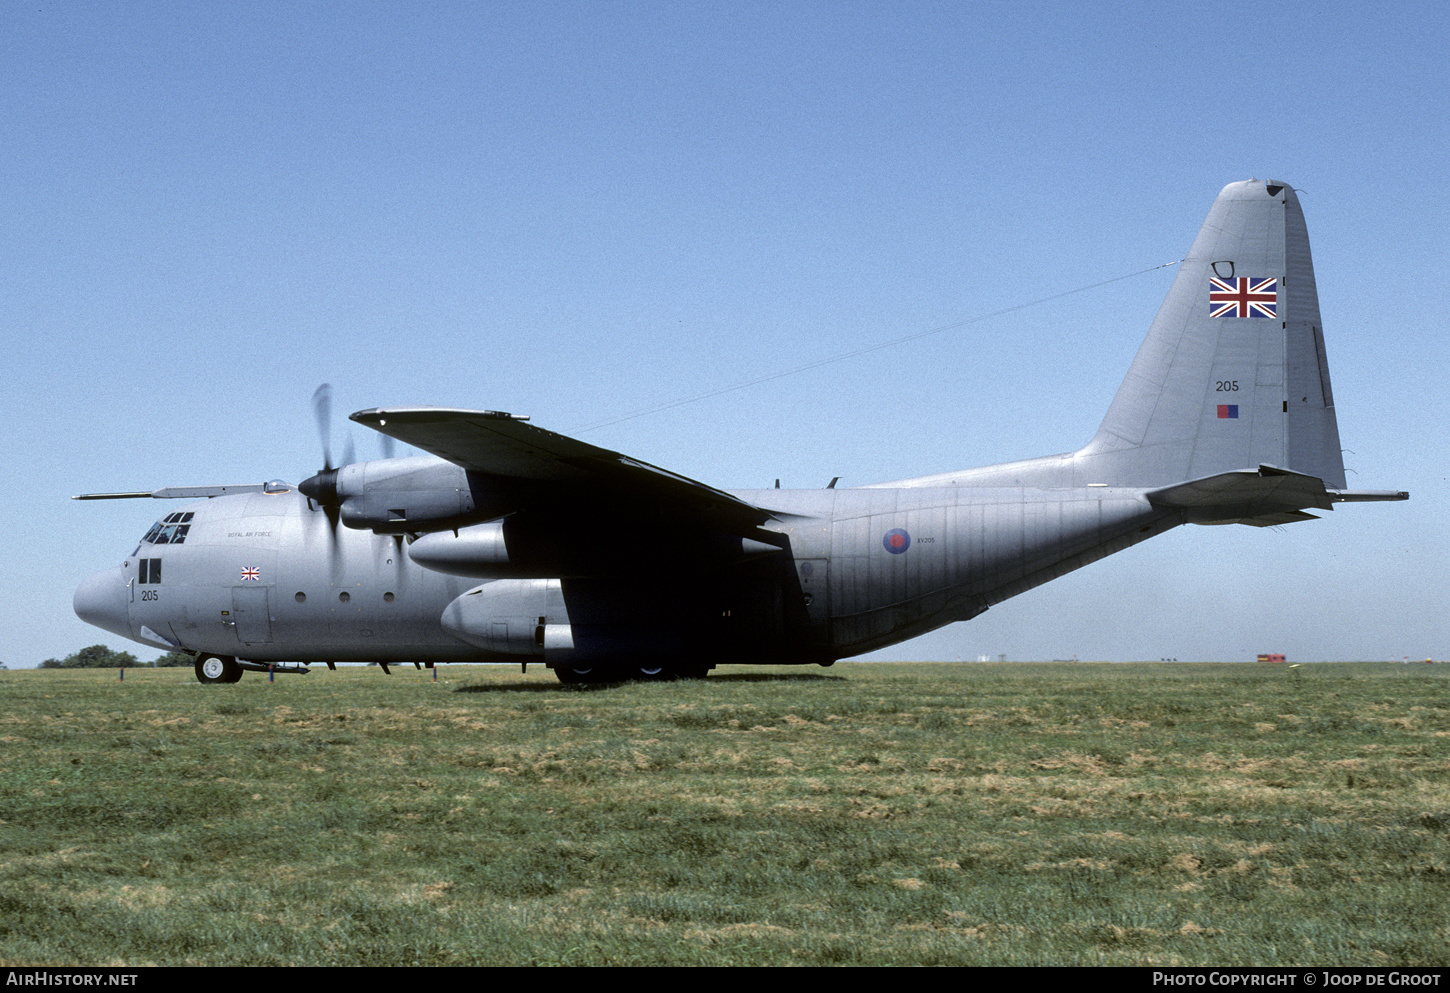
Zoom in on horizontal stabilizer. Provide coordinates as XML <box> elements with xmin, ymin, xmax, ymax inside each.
<box><xmin>1147</xmin><ymin>465</ymin><xmax>1335</xmax><ymax>526</ymax></box>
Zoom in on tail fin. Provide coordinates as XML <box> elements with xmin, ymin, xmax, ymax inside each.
<box><xmin>1079</xmin><ymin>178</ymin><xmax>1345</xmax><ymax>488</ymax></box>
<box><xmin>887</xmin><ymin>179</ymin><xmax>1402</xmax><ymax>509</ymax></box>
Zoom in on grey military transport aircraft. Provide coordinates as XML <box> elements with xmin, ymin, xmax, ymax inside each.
<box><xmin>74</xmin><ymin>179</ymin><xmax>1406</xmax><ymax>684</ymax></box>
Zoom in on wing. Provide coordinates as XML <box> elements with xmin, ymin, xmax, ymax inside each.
<box><xmin>351</xmin><ymin>407</ymin><xmax>772</xmax><ymax>530</ymax></box>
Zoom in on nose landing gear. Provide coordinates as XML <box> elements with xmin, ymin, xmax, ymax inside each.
<box><xmin>195</xmin><ymin>654</ymin><xmax>242</xmax><ymax>684</ymax></box>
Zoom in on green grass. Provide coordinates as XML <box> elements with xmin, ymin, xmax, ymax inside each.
<box><xmin>2</xmin><ymin>661</ymin><xmax>1448</xmax><ymax>965</ymax></box>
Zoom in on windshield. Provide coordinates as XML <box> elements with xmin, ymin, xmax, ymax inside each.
<box><xmin>141</xmin><ymin>511</ymin><xmax>193</xmax><ymax>545</ymax></box>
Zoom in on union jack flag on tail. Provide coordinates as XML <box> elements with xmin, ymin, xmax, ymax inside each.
<box><xmin>1209</xmin><ymin>276</ymin><xmax>1277</xmax><ymax>318</ymax></box>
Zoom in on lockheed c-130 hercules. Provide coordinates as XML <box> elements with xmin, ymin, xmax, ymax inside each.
<box><xmin>74</xmin><ymin>179</ymin><xmax>1406</xmax><ymax>684</ymax></box>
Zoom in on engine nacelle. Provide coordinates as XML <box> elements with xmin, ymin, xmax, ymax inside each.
<box><xmin>439</xmin><ymin>578</ymin><xmax>705</xmax><ymax>665</ymax></box>
<box><xmin>408</xmin><ymin>514</ymin><xmax>785</xmax><ymax>578</ymax></box>
<box><xmin>300</xmin><ymin>457</ymin><xmax>516</xmax><ymax>534</ymax></box>
<box><xmin>408</xmin><ymin>521</ymin><xmax>510</xmax><ymax>576</ymax></box>
<box><xmin>440</xmin><ymin>579</ymin><xmax>562</xmax><ymax>658</ymax></box>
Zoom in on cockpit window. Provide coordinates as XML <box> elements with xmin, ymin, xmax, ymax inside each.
<box><xmin>142</xmin><ymin>511</ymin><xmax>194</xmax><ymax>545</ymax></box>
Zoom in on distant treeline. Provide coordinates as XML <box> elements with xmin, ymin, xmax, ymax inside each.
<box><xmin>39</xmin><ymin>645</ymin><xmax>192</xmax><ymax>669</ymax></box>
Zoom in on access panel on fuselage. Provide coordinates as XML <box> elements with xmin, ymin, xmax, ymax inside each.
<box><xmin>231</xmin><ymin>585</ymin><xmax>273</xmax><ymax>645</ymax></box>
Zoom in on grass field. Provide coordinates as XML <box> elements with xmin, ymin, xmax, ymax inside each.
<box><xmin>2</xmin><ymin>660</ymin><xmax>1448</xmax><ymax>966</ymax></box>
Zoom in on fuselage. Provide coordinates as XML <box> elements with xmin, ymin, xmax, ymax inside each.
<box><xmin>74</xmin><ymin>471</ymin><xmax>1180</xmax><ymax>668</ymax></box>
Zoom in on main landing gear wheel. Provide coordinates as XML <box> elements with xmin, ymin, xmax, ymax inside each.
<box><xmin>552</xmin><ymin>663</ymin><xmax>701</xmax><ymax>684</ymax></box>
<box><xmin>553</xmin><ymin>665</ymin><xmax>603</xmax><ymax>685</ymax></box>
<box><xmin>195</xmin><ymin>654</ymin><xmax>242</xmax><ymax>684</ymax></box>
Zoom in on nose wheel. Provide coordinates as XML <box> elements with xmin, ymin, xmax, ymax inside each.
<box><xmin>195</xmin><ymin>654</ymin><xmax>243</xmax><ymax>684</ymax></box>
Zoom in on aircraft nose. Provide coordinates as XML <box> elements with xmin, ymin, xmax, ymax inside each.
<box><xmin>74</xmin><ymin>567</ymin><xmax>133</xmax><ymax>640</ymax></box>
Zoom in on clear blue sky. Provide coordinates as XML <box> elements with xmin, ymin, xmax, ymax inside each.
<box><xmin>4</xmin><ymin>1</ymin><xmax>1445</xmax><ymax>667</ymax></box>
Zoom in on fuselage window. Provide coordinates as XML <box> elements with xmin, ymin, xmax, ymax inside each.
<box><xmin>139</xmin><ymin>558</ymin><xmax>161</xmax><ymax>584</ymax></box>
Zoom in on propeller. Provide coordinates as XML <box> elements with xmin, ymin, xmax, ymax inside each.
<box><xmin>299</xmin><ymin>384</ymin><xmax>343</xmax><ymax>517</ymax></box>
<box><xmin>297</xmin><ymin>383</ymin><xmax>402</xmax><ymax>563</ymax></box>
<box><xmin>302</xmin><ymin>383</ymin><xmax>396</xmax><ymax>492</ymax></box>
<box><xmin>299</xmin><ymin>383</ymin><xmax>350</xmax><ymax>584</ymax></box>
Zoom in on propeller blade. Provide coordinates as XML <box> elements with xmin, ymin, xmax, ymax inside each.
<box><xmin>312</xmin><ymin>383</ymin><xmax>334</xmax><ymax>471</ymax></box>
<box><xmin>297</xmin><ymin>385</ymin><xmax>347</xmax><ymax>583</ymax></box>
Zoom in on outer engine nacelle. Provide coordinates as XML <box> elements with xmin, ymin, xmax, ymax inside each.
<box><xmin>299</xmin><ymin>457</ymin><xmax>513</xmax><ymax>534</ymax></box>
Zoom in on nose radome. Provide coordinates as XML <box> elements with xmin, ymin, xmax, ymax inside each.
<box><xmin>74</xmin><ymin>567</ymin><xmax>132</xmax><ymax>641</ymax></box>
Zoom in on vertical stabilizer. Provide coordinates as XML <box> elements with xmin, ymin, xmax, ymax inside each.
<box><xmin>1079</xmin><ymin>179</ymin><xmax>1346</xmax><ymax>488</ymax></box>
